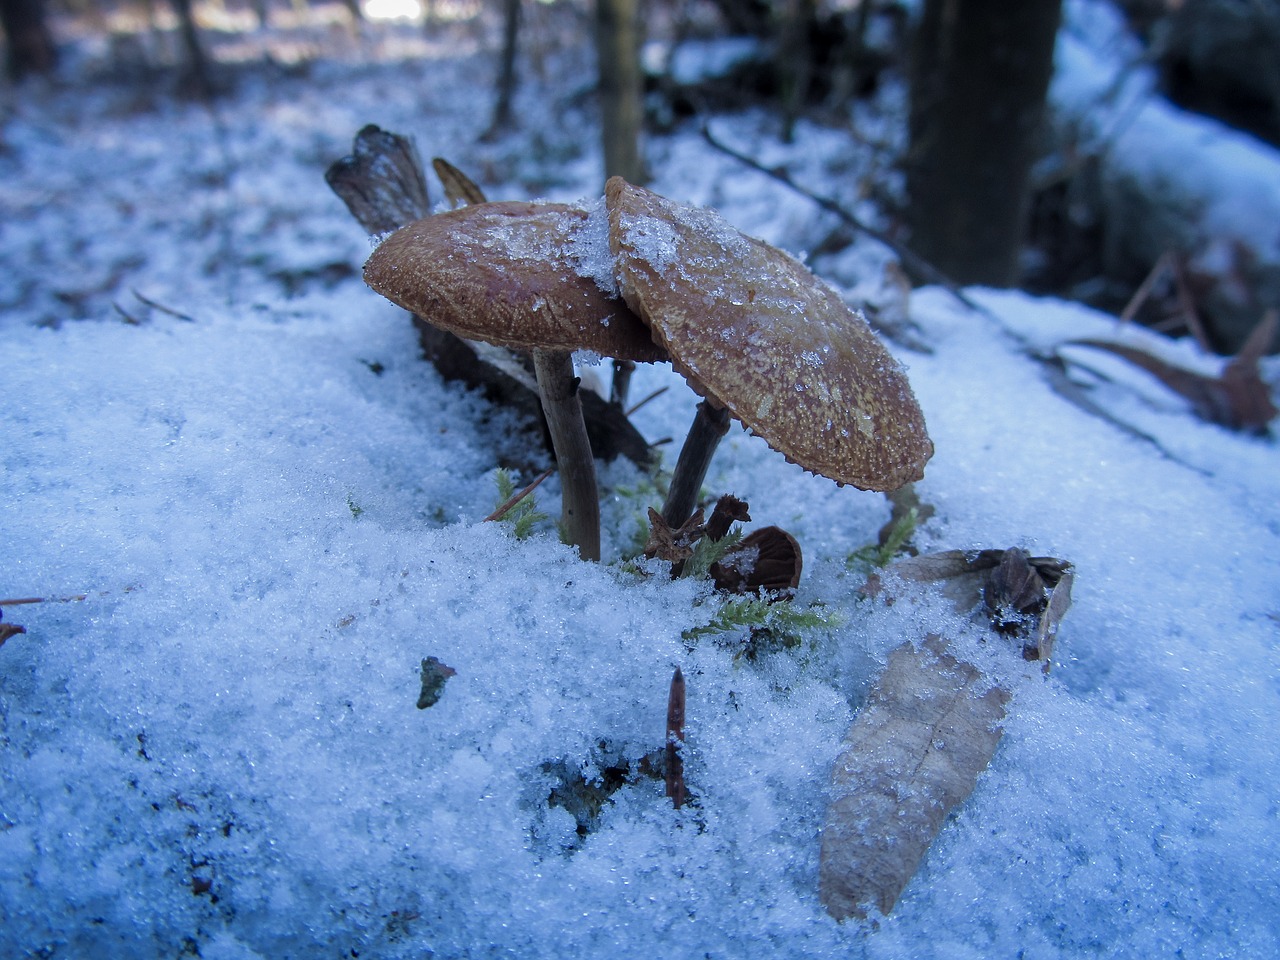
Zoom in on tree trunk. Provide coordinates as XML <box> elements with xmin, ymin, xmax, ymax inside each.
<box><xmin>777</xmin><ymin>0</ymin><xmax>815</xmax><ymax>143</ymax></box>
<box><xmin>0</xmin><ymin>0</ymin><xmax>56</xmax><ymax>80</ymax></box>
<box><xmin>906</xmin><ymin>0</ymin><xmax>1063</xmax><ymax>286</ymax></box>
<box><xmin>594</xmin><ymin>0</ymin><xmax>645</xmax><ymax>185</ymax></box>
<box><xmin>170</xmin><ymin>0</ymin><xmax>215</xmax><ymax>98</ymax></box>
<box><xmin>485</xmin><ymin>0</ymin><xmax>520</xmax><ymax>138</ymax></box>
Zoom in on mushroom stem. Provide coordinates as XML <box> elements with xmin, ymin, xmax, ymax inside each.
<box><xmin>532</xmin><ymin>348</ymin><xmax>602</xmax><ymax>562</ymax></box>
<box><xmin>660</xmin><ymin>399</ymin><xmax>731</xmax><ymax>528</ymax></box>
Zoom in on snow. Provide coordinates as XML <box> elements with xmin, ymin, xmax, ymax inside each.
<box><xmin>3</xmin><ymin>6</ymin><xmax>1280</xmax><ymax>959</ymax></box>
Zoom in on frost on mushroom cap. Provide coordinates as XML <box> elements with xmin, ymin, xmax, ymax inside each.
<box><xmin>605</xmin><ymin>177</ymin><xmax>933</xmax><ymax>490</ymax></box>
<box><xmin>363</xmin><ymin>200</ymin><xmax>668</xmax><ymax>363</ymax></box>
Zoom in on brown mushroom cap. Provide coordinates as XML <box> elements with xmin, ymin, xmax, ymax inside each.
<box><xmin>605</xmin><ymin>177</ymin><xmax>932</xmax><ymax>490</ymax></box>
<box><xmin>364</xmin><ymin>200</ymin><xmax>668</xmax><ymax>363</ymax></box>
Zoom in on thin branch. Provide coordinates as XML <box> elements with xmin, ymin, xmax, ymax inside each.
<box><xmin>2</xmin><ymin>593</ymin><xmax>90</xmax><ymax>605</ymax></box>
<box><xmin>131</xmin><ymin>288</ymin><xmax>196</xmax><ymax>323</ymax></box>
<box><xmin>1118</xmin><ymin>250</ymin><xmax>1174</xmax><ymax>325</ymax></box>
<box><xmin>624</xmin><ymin>385</ymin><xmax>668</xmax><ymax>417</ymax></box>
<box><xmin>1</xmin><ymin>587</ymin><xmax>136</xmax><ymax>607</ymax></box>
<box><xmin>483</xmin><ymin>467</ymin><xmax>555</xmax><ymax>523</ymax></box>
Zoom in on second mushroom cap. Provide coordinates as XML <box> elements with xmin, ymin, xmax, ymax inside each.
<box><xmin>605</xmin><ymin>177</ymin><xmax>932</xmax><ymax>491</ymax></box>
<box><xmin>364</xmin><ymin>200</ymin><xmax>667</xmax><ymax>363</ymax></box>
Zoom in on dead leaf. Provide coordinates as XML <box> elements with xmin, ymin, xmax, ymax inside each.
<box><xmin>642</xmin><ymin>507</ymin><xmax>706</xmax><ymax>565</ymax></box>
<box><xmin>325</xmin><ymin>125</ymin><xmax>431</xmax><ymax>235</ymax></box>
<box><xmin>432</xmin><ymin>157</ymin><xmax>488</xmax><ymax>207</ymax></box>
<box><xmin>703</xmin><ymin>493</ymin><xmax>750</xmax><ymax>543</ymax></box>
<box><xmin>1062</xmin><ymin>309</ymin><xmax>1277</xmax><ymax>433</ymax></box>
<box><xmin>710</xmin><ymin>526</ymin><xmax>802</xmax><ymax>596</ymax></box>
<box><xmin>888</xmin><ymin>548</ymin><xmax>1074</xmax><ymax>666</ymax></box>
<box><xmin>417</xmin><ymin>657</ymin><xmax>457</xmax><ymax>709</ymax></box>
<box><xmin>819</xmin><ymin>635</ymin><xmax>1009</xmax><ymax>921</ymax></box>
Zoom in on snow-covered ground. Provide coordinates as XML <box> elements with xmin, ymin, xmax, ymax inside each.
<box><xmin>3</xmin><ymin>3</ymin><xmax>1278</xmax><ymax>957</ymax></box>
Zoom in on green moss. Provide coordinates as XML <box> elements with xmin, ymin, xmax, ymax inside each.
<box><xmin>493</xmin><ymin>468</ymin><xmax>549</xmax><ymax>540</ymax></box>
<box><xmin>847</xmin><ymin>506</ymin><xmax>919</xmax><ymax>571</ymax></box>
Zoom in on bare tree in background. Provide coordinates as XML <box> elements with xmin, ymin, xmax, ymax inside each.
<box><xmin>595</xmin><ymin>0</ymin><xmax>645</xmax><ymax>184</ymax></box>
<box><xmin>777</xmin><ymin>0</ymin><xmax>815</xmax><ymax>143</ymax></box>
<box><xmin>486</xmin><ymin>0</ymin><xmax>520</xmax><ymax>138</ymax></box>
<box><xmin>0</xmin><ymin>0</ymin><xmax>56</xmax><ymax>80</ymax></box>
<box><xmin>906</xmin><ymin>0</ymin><xmax>1063</xmax><ymax>286</ymax></box>
<box><xmin>169</xmin><ymin>0</ymin><xmax>215</xmax><ymax>97</ymax></box>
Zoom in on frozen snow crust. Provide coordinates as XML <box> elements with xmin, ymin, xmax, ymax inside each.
<box><xmin>3</xmin><ymin>8</ymin><xmax>1280</xmax><ymax>959</ymax></box>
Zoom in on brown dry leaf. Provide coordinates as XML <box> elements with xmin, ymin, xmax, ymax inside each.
<box><xmin>0</xmin><ymin>622</ymin><xmax>26</xmax><ymax>647</ymax></box>
<box><xmin>1063</xmin><ymin>309</ymin><xmax>1277</xmax><ymax>433</ymax></box>
<box><xmin>710</xmin><ymin>526</ymin><xmax>803</xmax><ymax>596</ymax></box>
<box><xmin>325</xmin><ymin>125</ymin><xmax>431</xmax><ymax>235</ymax></box>
<box><xmin>417</xmin><ymin>657</ymin><xmax>457</xmax><ymax>710</ymax></box>
<box><xmin>890</xmin><ymin>548</ymin><xmax>1074</xmax><ymax>665</ymax></box>
<box><xmin>642</xmin><ymin>507</ymin><xmax>706</xmax><ymax>565</ymax></box>
<box><xmin>1027</xmin><ymin>570</ymin><xmax>1074</xmax><ymax>664</ymax></box>
<box><xmin>605</xmin><ymin>177</ymin><xmax>932</xmax><ymax>491</ymax></box>
<box><xmin>432</xmin><ymin>157</ymin><xmax>488</xmax><ymax>208</ymax></box>
<box><xmin>703</xmin><ymin>493</ymin><xmax>750</xmax><ymax>542</ymax></box>
<box><xmin>819</xmin><ymin>635</ymin><xmax>1010</xmax><ymax>921</ymax></box>
<box><xmin>820</xmin><ymin>548</ymin><xmax>1076</xmax><ymax>920</ymax></box>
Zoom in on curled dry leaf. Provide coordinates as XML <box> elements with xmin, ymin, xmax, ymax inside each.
<box><xmin>325</xmin><ymin>125</ymin><xmax>431</xmax><ymax>235</ymax></box>
<box><xmin>642</xmin><ymin>506</ymin><xmax>706</xmax><ymax>566</ymax></box>
<box><xmin>365</xmin><ymin>201</ymin><xmax>667</xmax><ymax>363</ymax></box>
<box><xmin>431</xmin><ymin>156</ymin><xmax>488</xmax><ymax>208</ymax></box>
<box><xmin>819</xmin><ymin>635</ymin><xmax>1010</xmax><ymax>921</ymax></box>
<box><xmin>703</xmin><ymin>493</ymin><xmax>750</xmax><ymax>543</ymax></box>
<box><xmin>1062</xmin><ymin>309</ymin><xmax>1277</xmax><ymax>434</ymax></box>
<box><xmin>605</xmin><ymin>177</ymin><xmax>932</xmax><ymax>491</ymax></box>
<box><xmin>890</xmin><ymin>547</ymin><xmax>1073</xmax><ymax>665</ymax></box>
<box><xmin>710</xmin><ymin>526</ymin><xmax>803</xmax><ymax>596</ymax></box>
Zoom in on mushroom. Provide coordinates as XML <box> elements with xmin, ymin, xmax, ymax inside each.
<box><xmin>364</xmin><ymin>199</ymin><xmax>666</xmax><ymax>561</ymax></box>
<box><xmin>605</xmin><ymin>177</ymin><xmax>933</xmax><ymax>525</ymax></box>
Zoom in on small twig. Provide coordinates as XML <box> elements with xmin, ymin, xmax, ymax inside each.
<box><xmin>1</xmin><ymin>594</ymin><xmax>89</xmax><ymax>605</ymax></box>
<box><xmin>112</xmin><ymin>301</ymin><xmax>143</xmax><ymax>325</ymax></box>
<box><xmin>700</xmin><ymin>122</ymin><xmax>992</xmax><ymax>319</ymax></box>
<box><xmin>1171</xmin><ymin>255</ymin><xmax>1212</xmax><ymax>353</ymax></box>
<box><xmin>131</xmin><ymin>288</ymin><xmax>196</xmax><ymax>323</ymax></box>
<box><xmin>624</xmin><ymin>385</ymin><xmax>668</xmax><ymax>417</ymax></box>
<box><xmin>665</xmin><ymin>665</ymin><xmax>687</xmax><ymax>810</ymax></box>
<box><xmin>1118</xmin><ymin>250</ymin><xmax>1174</xmax><ymax>326</ymax></box>
<box><xmin>482</xmin><ymin>467</ymin><xmax>555</xmax><ymax>523</ymax></box>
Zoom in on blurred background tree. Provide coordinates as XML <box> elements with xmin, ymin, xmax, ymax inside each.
<box><xmin>905</xmin><ymin>0</ymin><xmax>1063</xmax><ymax>287</ymax></box>
<box><xmin>1</xmin><ymin>0</ymin><xmax>57</xmax><ymax>79</ymax></box>
<box><xmin>595</xmin><ymin>0</ymin><xmax>645</xmax><ymax>184</ymax></box>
